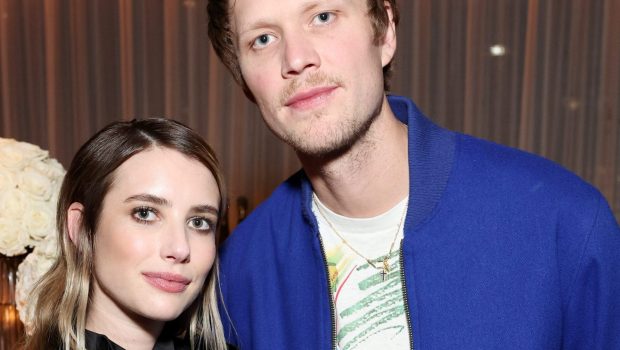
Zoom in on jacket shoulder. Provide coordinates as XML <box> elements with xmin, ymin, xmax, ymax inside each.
<box><xmin>454</xmin><ymin>133</ymin><xmax>602</xmax><ymax>204</ymax></box>
<box><xmin>219</xmin><ymin>170</ymin><xmax>306</xmax><ymax>260</ymax></box>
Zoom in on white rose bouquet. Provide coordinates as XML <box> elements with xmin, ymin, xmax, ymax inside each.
<box><xmin>0</xmin><ymin>137</ymin><xmax>65</xmax><ymax>330</ymax></box>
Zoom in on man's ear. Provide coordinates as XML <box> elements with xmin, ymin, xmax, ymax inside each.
<box><xmin>381</xmin><ymin>1</ymin><xmax>397</xmax><ymax>67</ymax></box>
<box><xmin>67</xmin><ymin>202</ymin><xmax>85</xmax><ymax>246</ymax></box>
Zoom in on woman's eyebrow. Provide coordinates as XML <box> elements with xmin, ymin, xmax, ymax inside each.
<box><xmin>124</xmin><ymin>193</ymin><xmax>171</xmax><ymax>206</ymax></box>
<box><xmin>191</xmin><ymin>205</ymin><xmax>219</xmax><ymax>216</ymax></box>
<box><xmin>124</xmin><ymin>194</ymin><xmax>218</xmax><ymax>215</ymax></box>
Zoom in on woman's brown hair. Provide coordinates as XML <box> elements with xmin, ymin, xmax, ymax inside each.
<box><xmin>24</xmin><ymin>118</ymin><xmax>228</xmax><ymax>350</ymax></box>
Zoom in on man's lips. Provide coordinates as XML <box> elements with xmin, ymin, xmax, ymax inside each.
<box><xmin>143</xmin><ymin>272</ymin><xmax>191</xmax><ymax>293</ymax></box>
<box><xmin>284</xmin><ymin>86</ymin><xmax>338</xmax><ymax>109</ymax></box>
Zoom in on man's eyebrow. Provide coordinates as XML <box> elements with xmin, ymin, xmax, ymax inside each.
<box><xmin>301</xmin><ymin>1</ymin><xmax>322</xmax><ymax>14</ymax></box>
<box><xmin>125</xmin><ymin>194</ymin><xmax>171</xmax><ymax>206</ymax></box>
<box><xmin>237</xmin><ymin>0</ymin><xmax>324</xmax><ymax>34</ymax></box>
<box><xmin>237</xmin><ymin>19</ymin><xmax>273</xmax><ymax>35</ymax></box>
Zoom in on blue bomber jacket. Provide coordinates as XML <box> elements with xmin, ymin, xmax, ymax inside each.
<box><xmin>219</xmin><ymin>95</ymin><xmax>620</xmax><ymax>349</ymax></box>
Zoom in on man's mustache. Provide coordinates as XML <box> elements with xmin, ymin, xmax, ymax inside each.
<box><xmin>279</xmin><ymin>72</ymin><xmax>343</xmax><ymax>106</ymax></box>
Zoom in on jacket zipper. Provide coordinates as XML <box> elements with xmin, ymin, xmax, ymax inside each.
<box><xmin>318</xmin><ymin>233</ymin><xmax>338</xmax><ymax>350</ymax></box>
<box><xmin>400</xmin><ymin>241</ymin><xmax>414</xmax><ymax>349</ymax></box>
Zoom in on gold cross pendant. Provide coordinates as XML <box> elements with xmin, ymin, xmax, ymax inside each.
<box><xmin>380</xmin><ymin>257</ymin><xmax>391</xmax><ymax>281</ymax></box>
<box><xmin>379</xmin><ymin>267</ymin><xmax>389</xmax><ymax>281</ymax></box>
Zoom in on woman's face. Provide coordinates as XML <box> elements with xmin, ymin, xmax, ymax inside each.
<box><xmin>88</xmin><ymin>147</ymin><xmax>219</xmax><ymax>326</ymax></box>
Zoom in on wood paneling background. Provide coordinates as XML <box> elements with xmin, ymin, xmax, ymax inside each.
<box><xmin>1</xmin><ymin>0</ymin><xmax>618</xmax><ymax>227</ymax></box>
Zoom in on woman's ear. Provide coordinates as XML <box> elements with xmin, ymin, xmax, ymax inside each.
<box><xmin>67</xmin><ymin>202</ymin><xmax>85</xmax><ymax>246</ymax></box>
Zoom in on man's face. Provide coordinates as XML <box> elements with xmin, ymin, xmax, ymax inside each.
<box><xmin>232</xmin><ymin>0</ymin><xmax>396</xmax><ymax>156</ymax></box>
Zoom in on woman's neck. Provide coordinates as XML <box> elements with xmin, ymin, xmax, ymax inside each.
<box><xmin>86</xmin><ymin>301</ymin><xmax>164</xmax><ymax>350</ymax></box>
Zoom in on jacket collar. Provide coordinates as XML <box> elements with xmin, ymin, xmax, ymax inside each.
<box><xmin>301</xmin><ymin>95</ymin><xmax>455</xmax><ymax>233</ymax></box>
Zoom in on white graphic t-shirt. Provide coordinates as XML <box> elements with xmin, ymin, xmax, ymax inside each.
<box><xmin>313</xmin><ymin>195</ymin><xmax>410</xmax><ymax>350</ymax></box>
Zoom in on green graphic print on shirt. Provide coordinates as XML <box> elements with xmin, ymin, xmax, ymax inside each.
<box><xmin>326</xmin><ymin>243</ymin><xmax>408</xmax><ymax>350</ymax></box>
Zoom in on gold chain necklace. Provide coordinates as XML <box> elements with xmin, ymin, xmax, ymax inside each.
<box><xmin>313</xmin><ymin>194</ymin><xmax>408</xmax><ymax>282</ymax></box>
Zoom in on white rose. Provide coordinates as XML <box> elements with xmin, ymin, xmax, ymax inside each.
<box><xmin>16</xmin><ymin>254</ymin><xmax>36</xmax><ymax>331</ymax></box>
<box><xmin>0</xmin><ymin>217</ymin><xmax>30</xmax><ymax>256</ymax></box>
<box><xmin>16</xmin><ymin>253</ymin><xmax>43</xmax><ymax>333</ymax></box>
<box><xmin>0</xmin><ymin>188</ymin><xmax>27</xmax><ymax>219</ymax></box>
<box><xmin>30</xmin><ymin>158</ymin><xmax>66</xmax><ymax>181</ymax></box>
<box><xmin>36</xmin><ymin>233</ymin><xmax>59</xmax><ymax>258</ymax></box>
<box><xmin>18</xmin><ymin>166</ymin><xmax>54</xmax><ymax>201</ymax></box>
<box><xmin>0</xmin><ymin>168</ymin><xmax>17</xmax><ymax>193</ymax></box>
<box><xmin>1</xmin><ymin>138</ymin><xmax>66</xmax><ymax>329</ymax></box>
<box><xmin>35</xmin><ymin>251</ymin><xmax>55</xmax><ymax>277</ymax></box>
<box><xmin>23</xmin><ymin>201</ymin><xmax>56</xmax><ymax>241</ymax></box>
<box><xmin>16</xmin><ymin>240</ymin><xmax>59</xmax><ymax>334</ymax></box>
<box><xmin>0</xmin><ymin>139</ymin><xmax>47</xmax><ymax>170</ymax></box>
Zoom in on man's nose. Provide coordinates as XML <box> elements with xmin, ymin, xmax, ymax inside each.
<box><xmin>281</xmin><ymin>31</ymin><xmax>321</xmax><ymax>78</ymax></box>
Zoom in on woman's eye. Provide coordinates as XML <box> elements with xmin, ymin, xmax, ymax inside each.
<box><xmin>313</xmin><ymin>12</ymin><xmax>334</xmax><ymax>25</ymax></box>
<box><xmin>188</xmin><ymin>217</ymin><xmax>213</xmax><ymax>232</ymax></box>
<box><xmin>252</xmin><ymin>33</ymin><xmax>275</xmax><ymax>49</ymax></box>
<box><xmin>133</xmin><ymin>207</ymin><xmax>157</xmax><ymax>223</ymax></box>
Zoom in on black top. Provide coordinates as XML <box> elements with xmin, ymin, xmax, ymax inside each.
<box><xmin>85</xmin><ymin>330</ymin><xmax>188</xmax><ymax>350</ymax></box>
<box><xmin>84</xmin><ymin>330</ymin><xmax>236</xmax><ymax>350</ymax></box>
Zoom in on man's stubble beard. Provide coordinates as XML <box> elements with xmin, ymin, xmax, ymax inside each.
<box><xmin>281</xmin><ymin>98</ymin><xmax>382</xmax><ymax>161</ymax></box>
<box><xmin>263</xmin><ymin>70</ymin><xmax>384</xmax><ymax>160</ymax></box>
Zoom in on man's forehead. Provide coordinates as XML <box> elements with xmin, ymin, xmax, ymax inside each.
<box><xmin>231</xmin><ymin>0</ymin><xmax>360</xmax><ymax>33</ymax></box>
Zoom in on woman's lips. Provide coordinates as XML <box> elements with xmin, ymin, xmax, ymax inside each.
<box><xmin>142</xmin><ymin>272</ymin><xmax>191</xmax><ymax>293</ymax></box>
<box><xmin>284</xmin><ymin>86</ymin><xmax>338</xmax><ymax>110</ymax></box>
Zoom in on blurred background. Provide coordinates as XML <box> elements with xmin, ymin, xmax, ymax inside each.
<box><xmin>1</xmin><ymin>0</ymin><xmax>618</xmax><ymax>229</ymax></box>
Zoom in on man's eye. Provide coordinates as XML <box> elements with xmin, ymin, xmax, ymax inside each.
<box><xmin>252</xmin><ymin>34</ymin><xmax>275</xmax><ymax>48</ymax></box>
<box><xmin>188</xmin><ymin>217</ymin><xmax>213</xmax><ymax>232</ymax></box>
<box><xmin>133</xmin><ymin>207</ymin><xmax>157</xmax><ymax>222</ymax></box>
<box><xmin>313</xmin><ymin>12</ymin><xmax>334</xmax><ymax>25</ymax></box>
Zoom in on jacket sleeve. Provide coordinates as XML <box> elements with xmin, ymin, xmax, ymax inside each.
<box><xmin>217</xmin><ymin>249</ymin><xmax>242</xmax><ymax>348</ymax></box>
<box><xmin>562</xmin><ymin>195</ymin><xmax>620</xmax><ymax>349</ymax></box>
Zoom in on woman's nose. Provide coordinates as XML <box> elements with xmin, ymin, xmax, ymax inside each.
<box><xmin>161</xmin><ymin>224</ymin><xmax>191</xmax><ymax>263</ymax></box>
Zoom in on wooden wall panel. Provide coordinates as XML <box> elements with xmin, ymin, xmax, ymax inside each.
<box><xmin>598</xmin><ymin>0</ymin><xmax>620</xmax><ymax>218</ymax></box>
<box><xmin>0</xmin><ymin>0</ymin><xmax>618</xmax><ymax>227</ymax></box>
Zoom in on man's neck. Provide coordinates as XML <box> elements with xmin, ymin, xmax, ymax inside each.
<box><xmin>301</xmin><ymin>96</ymin><xmax>409</xmax><ymax>218</ymax></box>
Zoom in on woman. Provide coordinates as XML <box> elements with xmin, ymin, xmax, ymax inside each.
<box><xmin>24</xmin><ymin>118</ymin><xmax>229</xmax><ymax>350</ymax></box>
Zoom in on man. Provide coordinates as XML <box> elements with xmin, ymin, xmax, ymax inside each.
<box><xmin>207</xmin><ymin>1</ymin><xmax>620</xmax><ymax>349</ymax></box>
